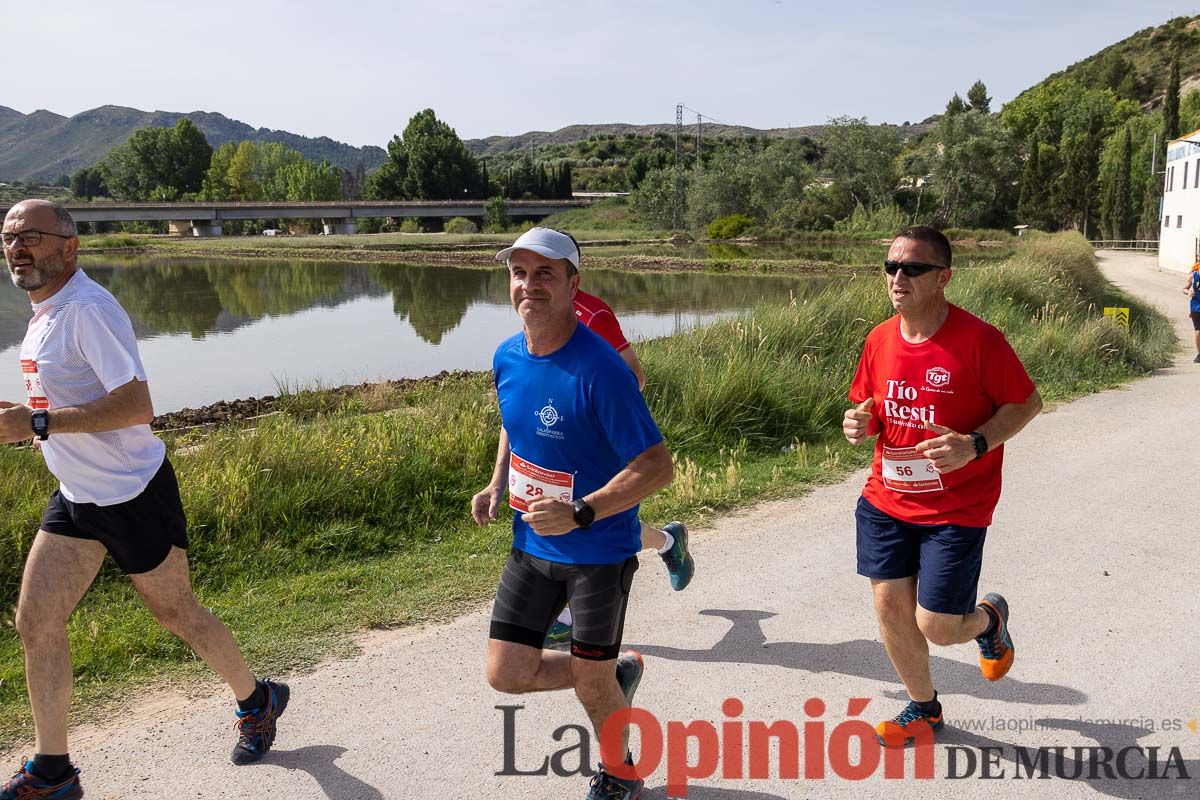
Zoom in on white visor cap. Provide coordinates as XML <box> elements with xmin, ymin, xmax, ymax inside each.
<box><xmin>495</xmin><ymin>227</ymin><xmax>580</xmax><ymax>269</ymax></box>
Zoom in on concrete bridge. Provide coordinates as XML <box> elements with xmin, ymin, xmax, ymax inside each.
<box><xmin>0</xmin><ymin>199</ymin><xmax>594</xmax><ymax>236</ymax></box>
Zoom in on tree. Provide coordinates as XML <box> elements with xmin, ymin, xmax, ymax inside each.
<box><xmin>1164</xmin><ymin>50</ymin><xmax>1181</xmax><ymax>141</ymax></box>
<box><xmin>685</xmin><ymin>139</ymin><xmax>814</xmax><ymax>228</ymax></box>
<box><xmin>967</xmin><ymin>80</ymin><xmax>992</xmax><ymax>114</ymax></box>
<box><xmin>819</xmin><ymin>117</ymin><xmax>903</xmax><ymax>210</ymax></box>
<box><xmin>483</xmin><ymin>196</ymin><xmax>509</xmax><ymax>229</ymax></box>
<box><xmin>945</xmin><ymin>94</ymin><xmax>968</xmax><ymax>116</ymax></box>
<box><xmin>1099</xmin><ymin>125</ymin><xmax>1136</xmax><ymax>240</ymax></box>
<box><xmin>71</xmin><ymin>167</ymin><xmax>109</xmax><ymax>200</ymax></box>
<box><xmin>928</xmin><ymin>107</ymin><xmax>1018</xmax><ymax>228</ymax></box>
<box><xmin>100</xmin><ymin>118</ymin><xmax>213</xmax><ymax>200</ymax></box>
<box><xmin>630</xmin><ymin>167</ymin><xmax>686</xmax><ymax>229</ymax></box>
<box><xmin>364</xmin><ymin>110</ymin><xmax>485</xmax><ymax>200</ymax></box>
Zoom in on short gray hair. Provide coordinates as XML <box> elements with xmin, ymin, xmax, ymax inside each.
<box><xmin>49</xmin><ymin>203</ymin><xmax>78</xmax><ymax>237</ymax></box>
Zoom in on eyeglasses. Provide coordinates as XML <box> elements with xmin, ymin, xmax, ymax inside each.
<box><xmin>884</xmin><ymin>260</ymin><xmax>946</xmax><ymax>278</ymax></box>
<box><xmin>1</xmin><ymin>230</ymin><xmax>71</xmax><ymax>249</ymax></box>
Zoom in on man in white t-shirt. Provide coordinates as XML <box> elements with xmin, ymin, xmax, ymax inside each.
<box><xmin>0</xmin><ymin>201</ymin><xmax>288</xmax><ymax>799</ymax></box>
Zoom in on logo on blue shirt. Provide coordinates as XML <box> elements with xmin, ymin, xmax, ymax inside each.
<box><xmin>536</xmin><ymin>399</ymin><xmax>565</xmax><ymax>440</ymax></box>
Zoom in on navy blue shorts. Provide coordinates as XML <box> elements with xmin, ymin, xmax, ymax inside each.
<box><xmin>855</xmin><ymin>496</ymin><xmax>987</xmax><ymax>615</ymax></box>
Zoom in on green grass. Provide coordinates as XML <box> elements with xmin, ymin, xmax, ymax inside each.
<box><xmin>0</xmin><ymin>232</ymin><xmax>1174</xmax><ymax>748</ymax></box>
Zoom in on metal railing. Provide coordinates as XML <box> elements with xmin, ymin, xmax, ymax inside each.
<box><xmin>1089</xmin><ymin>239</ymin><xmax>1159</xmax><ymax>252</ymax></box>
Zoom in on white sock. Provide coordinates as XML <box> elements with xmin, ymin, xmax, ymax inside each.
<box><xmin>655</xmin><ymin>530</ymin><xmax>675</xmax><ymax>555</ymax></box>
<box><xmin>556</xmin><ymin>607</ymin><xmax>573</xmax><ymax>626</ymax></box>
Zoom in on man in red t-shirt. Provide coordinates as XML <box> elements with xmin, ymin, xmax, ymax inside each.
<box><xmin>843</xmin><ymin>226</ymin><xmax>1042</xmax><ymax>747</ymax></box>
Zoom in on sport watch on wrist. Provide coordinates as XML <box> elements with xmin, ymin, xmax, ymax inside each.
<box><xmin>31</xmin><ymin>409</ymin><xmax>49</xmax><ymax>441</ymax></box>
<box><xmin>969</xmin><ymin>431</ymin><xmax>988</xmax><ymax>459</ymax></box>
<box><xmin>572</xmin><ymin>499</ymin><xmax>595</xmax><ymax>530</ymax></box>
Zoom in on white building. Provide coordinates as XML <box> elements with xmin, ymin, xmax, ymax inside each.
<box><xmin>1158</xmin><ymin>127</ymin><xmax>1200</xmax><ymax>272</ymax></box>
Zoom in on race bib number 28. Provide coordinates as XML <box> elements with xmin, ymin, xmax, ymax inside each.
<box><xmin>881</xmin><ymin>445</ymin><xmax>944</xmax><ymax>493</ymax></box>
<box><xmin>508</xmin><ymin>453</ymin><xmax>574</xmax><ymax>512</ymax></box>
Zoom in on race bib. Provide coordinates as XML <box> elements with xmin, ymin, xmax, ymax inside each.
<box><xmin>508</xmin><ymin>453</ymin><xmax>574</xmax><ymax>512</ymax></box>
<box><xmin>881</xmin><ymin>445</ymin><xmax>943</xmax><ymax>493</ymax></box>
<box><xmin>21</xmin><ymin>359</ymin><xmax>48</xmax><ymax>409</ymax></box>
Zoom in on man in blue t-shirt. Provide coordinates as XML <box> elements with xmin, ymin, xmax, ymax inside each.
<box><xmin>473</xmin><ymin>227</ymin><xmax>674</xmax><ymax>800</ymax></box>
<box><xmin>1185</xmin><ymin>265</ymin><xmax>1200</xmax><ymax>363</ymax></box>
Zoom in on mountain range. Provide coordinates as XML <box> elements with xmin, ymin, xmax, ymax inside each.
<box><xmin>0</xmin><ymin>105</ymin><xmax>387</xmax><ymax>183</ymax></box>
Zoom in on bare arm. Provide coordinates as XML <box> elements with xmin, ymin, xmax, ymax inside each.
<box><xmin>0</xmin><ymin>378</ymin><xmax>153</xmax><ymax>444</ymax></box>
<box><xmin>471</xmin><ymin>425</ymin><xmax>512</xmax><ymax>526</ymax></box>
<box><xmin>1186</xmin><ymin>274</ymin><xmax>1196</xmax><ymax>294</ymax></box>
<box><xmin>917</xmin><ymin>390</ymin><xmax>1043</xmax><ymax>473</ymax></box>
<box><xmin>619</xmin><ymin>347</ymin><xmax>646</xmax><ymax>392</ymax></box>
<box><xmin>521</xmin><ymin>442</ymin><xmax>674</xmax><ymax>535</ymax></box>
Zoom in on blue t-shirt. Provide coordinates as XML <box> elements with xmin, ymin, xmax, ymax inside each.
<box><xmin>493</xmin><ymin>323</ymin><xmax>664</xmax><ymax>564</ymax></box>
<box><xmin>1191</xmin><ymin>271</ymin><xmax>1200</xmax><ymax>314</ymax></box>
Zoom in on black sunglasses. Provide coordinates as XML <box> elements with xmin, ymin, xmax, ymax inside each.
<box><xmin>884</xmin><ymin>260</ymin><xmax>946</xmax><ymax>278</ymax></box>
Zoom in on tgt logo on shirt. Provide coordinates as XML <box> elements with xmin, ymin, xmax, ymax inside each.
<box><xmin>926</xmin><ymin>367</ymin><xmax>950</xmax><ymax>388</ymax></box>
<box><xmin>884</xmin><ymin>379</ymin><xmax>937</xmax><ymax>429</ymax></box>
<box><xmin>535</xmin><ymin>399</ymin><xmax>565</xmax><ymax>440</ymax></box>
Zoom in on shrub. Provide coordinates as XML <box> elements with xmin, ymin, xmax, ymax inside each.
<box><xmin>444</xmin><ymin>217</ymin><xmax>478</xmax><ymax>234</ymax></box>
<box><xmin>706</xmin><ymin>213</ymin><xmax>757</xmax><ymax>240</ymax></box>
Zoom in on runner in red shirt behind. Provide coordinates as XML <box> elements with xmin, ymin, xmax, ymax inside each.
<box><xmin>842</xmin><ymin>226</ymin><xmax>1042</xmax><ymax>748</ymax></box>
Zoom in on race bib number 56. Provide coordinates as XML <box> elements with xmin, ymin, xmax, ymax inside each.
<box><xmin>508</xmin><ymin>453</ymin><xmax>574</xmax><ymax>512</ymax></box>
<box><xmin>881</xmin><ymin>445</ymin><xmax>943</xmax><ymax>493</ymax></box>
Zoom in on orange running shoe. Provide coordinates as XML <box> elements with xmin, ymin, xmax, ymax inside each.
<box><xmin>876</xmin><ymin>698</ymin><xmax>944</xmax><ymax>748</ymax></box>
<box><xmin>976</xmin><ymin>593</ymin><xmax>1014</xmax><ymax>681</ymax></box>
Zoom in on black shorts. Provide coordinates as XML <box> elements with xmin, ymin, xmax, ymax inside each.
<box><xmin>489</xmin><ymin>547</ymin><xmax>638</xmax><ymax>661</ymax></box>
<box><xmin>40</xmin><ymin>458</ymin><xmax>188</xmax><ymax>575</ymax></box>
<box><xmin>1190</xmin><ymin>311</ymin><xmax>1200</xmax><ymax>331</ymax></box>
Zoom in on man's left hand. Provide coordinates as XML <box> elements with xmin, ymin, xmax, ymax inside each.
<box><xmin>0</xmin><ymin>401</ymin><xmax>34</xmax><ymax>445</ymax></box>
<box><xmin>521</xmin><ymin>496</ymin><xmax>577</xmax><ymax>536</ymax></box>
<box><xmin>914</xmin><ymin>421</ymin><xmax>976</xmax><ymax>474</ymax></box>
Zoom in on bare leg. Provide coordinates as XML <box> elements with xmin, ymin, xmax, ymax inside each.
<box><xmin>915</xmin><ymin>605</ymin><xmax>991</xmax><ymax>647</ymax></box>
<box><xmin>573</xmin><ymin>657</ymin><xmax>631</xmax><ymax>753</ymax></box>
<box><xmin>871</xmin><ymin>577</ymin><xmax>935</xmax><ymax>702</ymax></box>
<box><xmin>639</xmin><ymin>522</ymin><xmax>665</xmax><ymax>551</ymax></box>
<box><xmin>15</xmin><ymin>532</ymin><xmax>107</xmax><ymax>755</ymax></box>
<box><xmin>129</xmin><ymin>546</ymin><xmax>256</xmax><ymax>701</ymax></box>
<box><xmin>486</xmin><ymin>639</ymin><xmax>574</xmax><ymax>694</ymax></box>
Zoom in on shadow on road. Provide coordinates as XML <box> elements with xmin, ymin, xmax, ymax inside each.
<box><xmin>939</xmin><ymin>719</ymin><xmax>1196</xmax><ymax>799</ymax></box>
<box><xmin>631</xmin><ymin>609</ymin><xmax>1087</xmax><ymax>706</ymax></box>
<box><xmin>264</xmin><ymin>745</ymin><xmax>385</xmax><ymax>800</ymax></box>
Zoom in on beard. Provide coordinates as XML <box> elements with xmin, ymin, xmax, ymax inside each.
<box><xmin>7</xmin><ymin>249</ymin><xmax>66</xmax><ymax>292</ymax></box>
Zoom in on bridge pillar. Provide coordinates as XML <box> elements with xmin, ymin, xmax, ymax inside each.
<box><xmin>191</xmin><ymin>221</ymin><xmax>223</xmax><ymax>237</ymax></box>
<box><xmin>321</xmin><ymin>218</ymin><xmax>356</xmax><ymax>235</ymax></box>
<box><xmin>168</xmin><ymin>220</ymin><xmax>222</xmax><ymax>237</ymax></box>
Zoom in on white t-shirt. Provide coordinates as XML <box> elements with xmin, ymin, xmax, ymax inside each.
<box><xmin>20</xmin><ymin>269</ymin><xmax>165</xmax><ymax>505</ymax></box>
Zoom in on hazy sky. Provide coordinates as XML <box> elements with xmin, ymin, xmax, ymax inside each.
<box><xmin>8</xmin><ymin>1</ymin><xmax>1198</xmax><ymax>146</ymax></box>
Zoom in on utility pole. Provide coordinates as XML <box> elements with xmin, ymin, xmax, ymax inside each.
<box><xmin>674</xmin><ymin>103</ymin><xmax>684</xmax><ymax>231</ymax></box>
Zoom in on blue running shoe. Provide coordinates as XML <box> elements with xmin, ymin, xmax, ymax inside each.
<box><xmin>544</xmin><ymin>620</ymin><xmax>573</xmax><ymax>651</ymax></box>
<box><xmin>659</xmin><ymin>522</ymin><xmax>694</xmax><ymax>591</ymax></box>
<box><xmin>0</xmin><ymin>761</ymin><xmax>82</xmax><ymax>800</ymax></box>
<box><xmin>231</xmin><ymin>678</ymin><xmax>290</xmax><ymax>765</ymax></box>
<box><xmin>586</xmin><ymin>766</ymin><xmax>643</xmax><ymax>799</ymax></box>
<box><xmin>876</xmin><ymin>699</ymin><xmax>944</xmax><ymax>749</ymax></box>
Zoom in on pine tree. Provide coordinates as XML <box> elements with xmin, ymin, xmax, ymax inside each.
<box><xmin>1018</xmin><ymin>132</ymin><xmax>1048</xmax><ymax>229</ymax></box>
<box><xmin>1165</xmin><ymin>51</ymin><xmax>1181</xmax><ymax>141</ymax></box>
<box><xmin>967</xmin><ymin>80</ymin><xmax>992</xmax><ymax>114</ymax></box>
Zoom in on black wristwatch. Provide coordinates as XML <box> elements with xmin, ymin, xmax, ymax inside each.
<box><xmin>969</xmin><ymin>431</ymin><xmax>988</xmax><ymax>459</ymax></box>
<box><xmin>31</xmin><ymin>409</ymin><xmax>49</xmax><ymax>441</ymax></box>
<box><xmin>572</xmin><ymin>499</ymin><xmax>595</xmax><ymax>530</ymax></box>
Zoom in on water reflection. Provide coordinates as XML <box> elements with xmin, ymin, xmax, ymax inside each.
<box><xmin>0</xmin><ymin>257</ymin><xmax>832</xmax><ymax>412</ymax></box>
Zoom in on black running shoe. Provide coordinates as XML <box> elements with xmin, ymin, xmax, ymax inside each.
<box><xmin>231</xmin><ymin>678</ymin><xmax>290</xmax><ymax>765</ymax></box>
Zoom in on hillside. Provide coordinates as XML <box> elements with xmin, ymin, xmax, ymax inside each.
<box><xmin>1017</xmin><ymin>14</ymin><xmax>1200</xmax><ymax>107</ymax></box>
<box><xmin>0</xmin><ymin>105</ymin><xmax>387</xmax><ymax>183</ymax></box>
<box><xmin>463</xmin><ymin>120</ymin><xmax>932</xmax><ymax>158</ymax></box>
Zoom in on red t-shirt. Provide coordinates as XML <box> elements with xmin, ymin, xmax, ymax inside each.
<box><xmin>849</xmin><ymin>305</ymin><xmax>1036</xmax><ymax>527</ymax></box>
<box><xmin>574</xmin><ymin>290</ymin><xmax>630</xmax><ymax>353</ymax></box>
